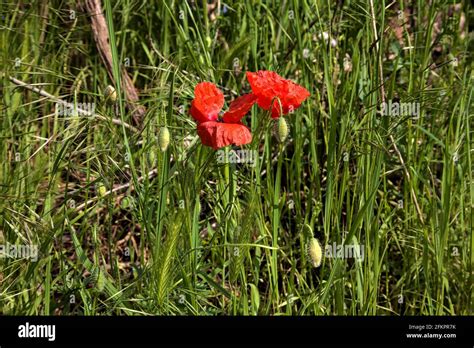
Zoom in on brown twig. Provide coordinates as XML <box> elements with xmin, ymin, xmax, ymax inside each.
<box><xmin>80</xmin><ymin>0</ymin><xmax>146</xmax><ymax>126</ymax></box>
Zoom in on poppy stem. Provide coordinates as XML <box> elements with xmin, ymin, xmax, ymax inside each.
<box><xmin>271</xmin><ymin>142</ymin><xmax>283</xmax><ymax>307</ymax></box>
<box><xmin>219</xmin><ymin>146</ymin><xmax>230</xmax><ymax>295</ymax></box>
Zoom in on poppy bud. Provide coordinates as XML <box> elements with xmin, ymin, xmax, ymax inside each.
<box><xmin>205</xmin><ymin>36</ymin><xmax>212</xmax><ymax>48</ymax></box>
<box><xmin>274</xmin><ymin>117</ymin><xmax>289</xmax><ymax>143</ymax></box>
<box><xmin>121</xmin><ymin>196</ymin><xmax>130</xmax><ymax>209</ymax></box>
<box><xmin>103</xmin><ymin>85</ymin><xmax>117</xmax><ymax>105</ymax></box>
<box><xmin>159</xmin><ymin>126</ymin><xmax>170</xmax><ymax>152</ymax></box>
<box><xmin>98</xmin><ymin>185</ymin><xmax>107</xmax><ymax>197</ymax></box>
<box><xmin>307</xmin><ymin>237</ymin><xmax>322</xmax><ymax>268</ymax></box>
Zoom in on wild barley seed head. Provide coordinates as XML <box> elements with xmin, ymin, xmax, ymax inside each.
<box><xmin>96</xmin><ymin>268</ymin><xmax>105</xmax><ymax>292</ymax></box>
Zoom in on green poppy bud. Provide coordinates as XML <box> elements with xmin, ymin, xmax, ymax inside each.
<box><xmin>121</xmin><ymin>196</ymin><xmax>130</xmax><ymax>209</ymax></box>
<box><xmin>205</xmin><ymin>36</ymin><xmax>212</xmax><ymax>48</ymax></box>
<box><xmin>307</xmin><ymin>237</ymin><xmax>322</xmax><ymax>268</ymax></box>
<box><xmin>159</xmin><ymin>126</ymin><xmax>170</xmax><ymax>152</ymax></box>
<box><xmin>274</xmin><ymin>117</ymin><xmax>289</xmax><ymax>143</ymax></box>
<box><xmin>98</xmin><ymin>185</ymin><xmax>107</xmax><ymax>197</ymax></box>
<box><xmin>103</xmin><ymin>85</ymin><xmax>117</xmax><ymax>105</ymax></box>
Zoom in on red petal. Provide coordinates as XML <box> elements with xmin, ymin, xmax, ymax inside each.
<box><xmin>222</xmin><ymin>93</ymin><xmax>257</xmax><ymax>123</ymax></box>
<box><xmin>197</xmin><ymin>121</ymin><xmax>252</xmax><ymax>150</ymax></box>
<box><xmin>189</xmin><ymin>82</ymin><xmax>224</xmax><ymax>123</ymax></box>
<box><xmin>246</xmin><ymin>71</ymin><xmax>310</xmax><ymax>118</ymax></box>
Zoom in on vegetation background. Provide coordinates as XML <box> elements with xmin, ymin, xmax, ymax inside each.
<box><xmin>0</xmin><ymin>0</ymin><xmax>473</xmax><ymax>315</ymax></box>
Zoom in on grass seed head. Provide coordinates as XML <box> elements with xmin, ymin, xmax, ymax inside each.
<box><xmin>96</xmin><ymin>268</ymin><xmax>105</xmax><ymax>292</ymax></box>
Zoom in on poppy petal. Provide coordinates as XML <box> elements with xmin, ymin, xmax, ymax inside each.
<box><xmin>222</xmin><ymin>93</ymin><xmax>257</xmax><ymax>124</ymax></box>
<box><xmin>189</xmin><ymin>82</ymin><xmax>225</xmax><ymax>123</ymax></box>
<box><xmin>246</xmin><ymin>70</ymin><xmax>310</xmax><ymax>118</ymax></box>
<box><xmin>197</xmin><ymin>121</ymin><xmax>252</xmax><ymax>150</ymax></box>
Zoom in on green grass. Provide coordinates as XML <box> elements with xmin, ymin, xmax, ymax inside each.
<box><xmin>0</xmin><ymin>0</ymin><xmax>473</xmax><ymax>315</ymax></box>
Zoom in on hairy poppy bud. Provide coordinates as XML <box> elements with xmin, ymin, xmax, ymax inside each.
<box><xmin>159</xmin><ymin>126</ymin><xmax>170</xmax><ymax>152</ymax></box>
<box><xmin>121</xmin><ymin>196</ymin><xmax>130</xmax><ymax>209</ymax></box>
<box><xmin>103</xmin><ymin>85</ymin><xmax>117</xmax><ymax>105</ymax></box>
<box><xmin>205</xmin><ymin>36</ymin><xmax>212</xmax><ymax>48</ymax></box>
<box><xmin>98</xmin><ymin>185</ymin><xmax>107</xmax><ymax>197</ymax></box>
<box><xmin>274</xmin><ymin>117</ymin><xmax>289</xmax><ymax>143</ymax></box>
<box><xmin>307</xmin><ymin>237</ymin><xmax>322</xmax><ymax>268</ymax></box>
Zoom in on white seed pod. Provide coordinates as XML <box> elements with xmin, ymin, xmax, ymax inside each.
<box><xmin>274</xmin><ymin>117</ymin><xmax>289</xmax><ymax>143</ymax></box>
<box><xmin>343</xmin><ymin>54</ymin><xmax>353</xmax><ymax>73</ymax></box>
<box><xmin>307</xmin><ymin>237</ymin><xmax>322</xmax><ymax>268</ymax></box>
<box><xmin>103</xmin><ymin>85</ymin><xmax>117</xmax><ymax>105</ymax></box>
<box><xmin>159</xmin><ymin>126</ymin><xmax>170</xmax><ymax>152</ymax></box>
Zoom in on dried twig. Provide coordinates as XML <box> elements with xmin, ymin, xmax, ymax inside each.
<box><xmin>80</xmin><ymin>0</ymin><xmax>146</xmax><ymax>126</ymax></box>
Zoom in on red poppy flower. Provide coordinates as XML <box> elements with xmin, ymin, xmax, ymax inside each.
<box><xmin>246</xmin><ymin>70</ymin><xmax>310</xmax><ymax>118</ymax></box>
<box><xmin>190</xmin><ymin>82</ymin><xmax>256</xmax><ymax>150</ymax></box>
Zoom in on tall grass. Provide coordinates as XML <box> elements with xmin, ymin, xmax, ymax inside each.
<box><xmin>0</xmin><ymin>0</ymin><xmax>473</xmax><ymax>315</ymax></box>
